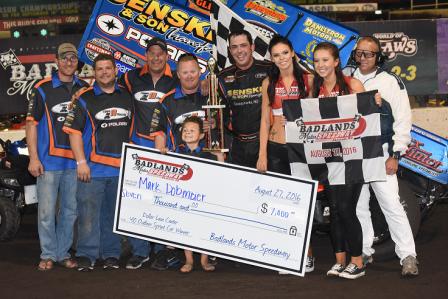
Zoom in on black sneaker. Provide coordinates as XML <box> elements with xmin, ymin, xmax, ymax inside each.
<box><xmin>339</xmin><ymin>263</ymin><xmax>365</xmax><ymax>279</ymax></box>
<box><xmin>77</xmin><ymin>256</ymin><xmax>94</xmax><ymax>272</ymax></box>
<box><xmin>103</xmin><ymin>257</ymin><xmax>120</xmax><ymax>270</ymax></box>
<box><xmin>126</xmin><ymin>255</ymin><xmax>150</xmax><ymax>270</ymax></box>
<box><xmin>150</xmin><ymin>249</ymin><xmax>180</xmax><ymax>271</ymax></box>
<box><xmin>326</xmin><ymin>263</ymin><xmax>345</xmax><ymax>276</ymax></box>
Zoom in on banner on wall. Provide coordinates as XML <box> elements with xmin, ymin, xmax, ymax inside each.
<box><xmin>77</xmin><ymin>0</ymin><xmax>213</xmax><ymax>76</ymax></box>
<box><xmin>0</xmin><ymin>1</ymin><xmax>80</xmax><ymax>19</ymax></box>
<box><xmin>171</xmin><ymin>0</ymin><xmax>359</xmax><ymax>68</ymax></box>
<box><xmin>345</xmin><ymin>19</ymin><xmax>438</xmax><ymax>96</ymax></box>
<box><xmin>0</xmin><ymin>35</ymin><xmax>91</xmax><ymax>115</ymax></box>
<box><xmin>0</xmin><ymin>16</ymin><xmax>80</xmax><ymax>31</ymax></box>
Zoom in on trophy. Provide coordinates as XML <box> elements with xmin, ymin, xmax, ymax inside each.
<box><xmin>202</xmin><ymin>58</ymin><xmax>229</xmax><ymax>152</ymax></box>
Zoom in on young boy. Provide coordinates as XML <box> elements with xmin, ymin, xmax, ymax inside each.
<box><xmin>176</xmin><ymin>116</ymin><xmax>224</xmax><ymax>273</ymax></box>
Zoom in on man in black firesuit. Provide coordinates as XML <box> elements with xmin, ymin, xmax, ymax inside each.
<box><xmin>218</xmin><ymin>30</ymin><xmax>271</xmax><ymax>168</ymax></box>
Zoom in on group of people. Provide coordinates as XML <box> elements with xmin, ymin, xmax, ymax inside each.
<box><xmin>26</xmin><ymin>29</ymin><xmax>419</xmax><ymax>279</ymax></box>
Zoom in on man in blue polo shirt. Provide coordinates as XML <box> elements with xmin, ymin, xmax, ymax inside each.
<box><xmin>26</xmin><ymin>42</ymin><xmax>89</xmax><ymax>271</ymax></box>
<box><xmin>64</xmin><ymin>53</ymin><xmax>133</xmax><ymax>271</ymax></box>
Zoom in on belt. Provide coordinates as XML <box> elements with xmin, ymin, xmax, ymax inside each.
<box><xmin>235</xmin><ymin>132</ymin><xmax>259</xmax><ymax>142</ymax></box>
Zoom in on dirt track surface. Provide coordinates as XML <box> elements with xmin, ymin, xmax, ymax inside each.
<box><xmin>1</xmin><ymin>205</ymin><xmax>447</xmax><ymax>299</ymax></box>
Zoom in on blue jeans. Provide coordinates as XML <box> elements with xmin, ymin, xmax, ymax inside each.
<box><xmin>76</xmin><ymin>176</ymin><xmax>121</xmax><ymax>263</ymax></box>
<box><xmin>128</xmin><ymin>237</ymin><xmax>164</xmax><ymax>258</ymax></box>
<box><xmin>37</xmin><ymin>169</ymin><xmax>77</xmax><ymax>261</ymax></box>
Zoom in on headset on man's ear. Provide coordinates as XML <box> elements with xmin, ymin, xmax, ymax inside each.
<box><xmin>350</xmin><ymin>36</ymin><xmax>387</xmax><ymax>67</ymax></box>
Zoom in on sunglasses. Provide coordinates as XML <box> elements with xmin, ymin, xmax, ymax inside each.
<box><xmin>59</xmin><ymin>55</ymin><xmax>78</xmax><ymax>63</ymax></box>
<box><xmin>354</xmin><ymin>50</ymin><xmax>378</xmax><ymax>59</ymax></box>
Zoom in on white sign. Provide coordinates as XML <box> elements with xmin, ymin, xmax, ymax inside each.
<box><xmin>114</xmin><ymin>144</ymin><xmax>318</xmax><ymax>276</ymax></box>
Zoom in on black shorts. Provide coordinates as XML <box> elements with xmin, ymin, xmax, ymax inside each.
<box><xmin>267</xmin><ymin>141</ymin><xmax>291</xmax><ymax>175</ymax></box>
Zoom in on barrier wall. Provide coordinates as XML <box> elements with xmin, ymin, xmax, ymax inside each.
<box><xmin>412</xmin><ymin>107</ymin><xmax>448</xmax><ymax>138</ymax></box>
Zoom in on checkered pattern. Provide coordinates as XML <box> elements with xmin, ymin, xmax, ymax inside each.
<box><xmin>210</xmin><ymin>0</ymin><xmax>271</xmax><ymax>70</ymax></box>
<box><xmin>284</xmin><ymin>91</ymin><xmax>386</xmax><ymax>185</ymax></box>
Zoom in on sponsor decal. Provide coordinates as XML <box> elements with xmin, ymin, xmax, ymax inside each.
<box><xmin>134</xmin><ymin>90</ymin><xmax>166</xmax><ymax>102</ymax></box>
<box><xmin>305</xmin><ymin>39</ymin><xmax>318</xmax><ymax>60</ymax></box>
<box><xmin>247</xmin><ymin>20</ymin><xmax>276</xmax><ymax>40</ymax></box>
<box><xmin>402</xmin><ymin>139</ymin><xmax>443</xmax><ymax>174</ymax></box>
<box><xmin>245</xmin><ymin>0</ymin><xmax>288</xmax><ymax>24</ymax></box>
<box><xmin>294</xmin><ymin>114</ymin><xmax>366</xmax><ymax>143</ymax></box>
<box><xmin>97</xmin><ymin>14</ymin><xmax>125</xmax><ymax>36</ymax></box>
<box><xmin>373</xmin><ymin>32</ymin><xmax>418</xmax><ymax>61</ymax></box>
<box><xmin>95</xmin><ymin>107</ymin><xmax>131</xmax><ymax>120</ymax></box>
<box><xmin>187</xmin><ymin>0</ymin><xmax>212</xmax><ymax>15</ymax></box>
<box><xmin>164</xmin><ymin>28</ymin><xmax>212</xmax><ymax>54</ymax></box>
<box><xmin>227</xmin><ymin>86</ymin><xmax>262</xmax><ymax>98</ymax></box>
<box><xmin>132</xmin><ymin>153</ymin><xmax>193</xmax><ymax>181</ymax></box>
<box><xmin>51</xmin><ymin>101</ymin><xmax>71</xmax><ymax>114</ymax></box>
<box><xmin>302</xmin><ymin>18</ymin><xmax>346</xmax><ymax>45</ymax></box>
<box><xmin>114</xmin><ymin>51</ymin><xmax>137</xmax><ymax>67</ymax></box>
<box><xmin>276</xmin><ymin>86</ymin><xmax>299</xmax><ymax>96</ymax></box>
<box><xmin>224</xmin><ymin>75</ymin><xmax>235</xmax><ymax>83</ymax></box>
<box><xmin>114</xmin><ymin>0</ymin><xmax>213</xmax><ymax>43</ymax></box>
<box><xmin>85</xmin><ymin>38</ymin><xmax>113</xmax><ymax>61</ymax></box>
<box><xmin>255</xmin><ymin>72</ymin><xmax>267</xmax><ymax>79</ymax></box>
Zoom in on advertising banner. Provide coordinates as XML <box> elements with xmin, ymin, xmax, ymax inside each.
<box><xmin>437</xmin><ymin>19</ymin><xmax>448</xmax><ymax>94</ymax></box>
<box><xmin>77</xmin><ymin>0</ymin><xmax>213</xmax><ymax>76</ymax></box>
<box><xmin>172</xmin><ymin>0</ymin><xmax>359</xmax><ymax>68</ymax></box>
<box><xmin>0</xmin><ymin>1</ymin><xmax>81</xmax><ymax>20</ymax></box>
<box><xmin>114</xmin><ymin>144</ymin><xmax>318</xmax><ymax>276</ymax></box>
<box><xmin>399</xmin><ymin>125</ymin><xmax>448</xmax><ymax>185</ymax></box>
<box><xmin>0</xmin><ymin>16</ymin><xmax>80</xmax><ymax>30</ymax></box>
<box><xmin>345</xmin><ymin>19</ymin><xmax>438</xmax><ymax>96</ymax></box>
<box><xmin>0</xmin><ymin>35</ymin><xmax>89</xmax><ymax>115</ymax></box>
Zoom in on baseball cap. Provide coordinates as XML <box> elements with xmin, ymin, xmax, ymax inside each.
<box><xmin>57</xmin><ymin>43</ymin><xmax>78</xmax><ymax>57</ymax></box>
<box><xmin>146</xmin><ymin>37</ymin><xmax>167</xmax><ymax>52</ymax></box>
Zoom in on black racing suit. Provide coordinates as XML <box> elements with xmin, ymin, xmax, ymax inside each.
<box><xmin>218</xmin><ymin>59</ymin><xmax>271</xmax><ymax>168</ymax></box>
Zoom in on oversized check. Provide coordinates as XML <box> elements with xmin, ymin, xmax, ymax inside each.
<box><xmin>114</xmin><ymin>143</ymin><xmax>318</xmax><ymax>276</ymax></box>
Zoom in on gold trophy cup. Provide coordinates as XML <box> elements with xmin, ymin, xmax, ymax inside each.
<box><xmin>202</xmin><ymin>57</ymin><xmax>229</xmax><ymax>152</ymax></box>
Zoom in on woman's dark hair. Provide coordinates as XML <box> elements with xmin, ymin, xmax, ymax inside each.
<box><xmin>311</xmin><ymin>42</ymin><xmax>350</xmax><ymax>97</ymax></box>
<box><xmin>267</xmin><ymin>35</ymin><xmax>307</xmax><ymax>106</ymax></box>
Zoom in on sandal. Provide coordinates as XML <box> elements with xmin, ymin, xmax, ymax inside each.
<box><xmin>180</xmin><ymin>263</ymin><xmax>193</xmax><ymax>273</ymax></box>
<box><xmin>201</xmin><ymin>263</ymin><xmax>215</xmax><ymax>272</ymax></box>
<box><xmin>58</xmin><ymin>258</ymin><xmax>78</xmax><ymax>269</ymax></box>
<box><xmin>38</xmin><ymin>259</ymin><xmax>54</xmax><ymax>271</ymax></box>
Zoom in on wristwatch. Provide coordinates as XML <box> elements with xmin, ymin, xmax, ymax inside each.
<box><xmin>391</xmin><ymin>151</ymin><xmax>401</xmax><ymax>160</ymax></box>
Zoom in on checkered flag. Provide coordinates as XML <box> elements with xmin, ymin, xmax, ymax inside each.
<box><xmin>284</xmin><ymin>91</ymin><xmax>386</xmax><ymax>185</ymax></box>
<box><xmin>0</xmin><ymin>49</ymin><xmax>20</xmax><ymax>70</ymax></box>
<box><xmin>210</xmin><ymin>0</ymin><xmax>271</xmax><ymax>70</ymax></box>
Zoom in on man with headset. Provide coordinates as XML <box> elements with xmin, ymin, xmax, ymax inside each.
<box><xmin>344</xmin><ymin>36</ymin><xmax>418</xmax><ymax>277</ymax></box>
